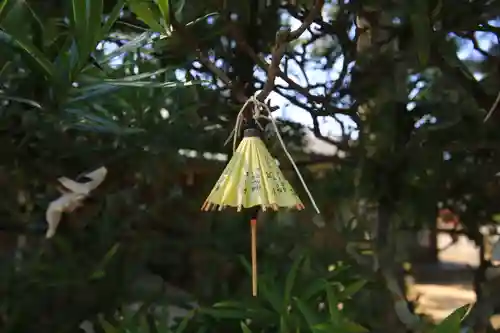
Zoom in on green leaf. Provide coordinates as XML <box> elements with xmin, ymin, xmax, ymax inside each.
<box><xmin>241</xmin><ymin>322</ymin><xmax>253</xmax><ymax>333</ymax></box>
<box><xmin>70</xmin><ymin>0</ymin><xmax>104</xmax><ymax>74</ymax></box>
<box><xmin>409</xmin><ymin>0</ymin><xmax>431</xmax><ymax>66</ymax></box>
<box><xmin>99</xmin><ymin>243</ymin><xmax>121</xmax><ymax>267</ymax></box>
<box><xmin>0</xmin><ymin>0</ymin><xmax>8</xmax><ymax>22</ymax></box>
<box><xmin>173</xmin><ymin>0</ymin><xmax>185</xmax><ymax>21</ymax></box>
<box><xmin>301</xmin><ymin>278</ymin><xmax>328</xmax><ymax>300</ymax></box>
<box><xmin>339</xmin><ymin>280</ymin><xmax>367</xmax><ymax>299</ymax></box>
<box><xmin>284</xmin><ymin>254</ymin><xmax>304</xmax><ymax>307</ymax></box>
<box><xmin>199</xmin><ymin>308</ymin><xmax>247</xmax><ymax>319</ymax></box>
<box><xmin>70</xmin><ymin>0</ymin><xmax>87</xmax><ymax>61</ymax></box>
<box><xmin>70</xmin><ymin>0</ymin><xmax>87</xmax><ymax>38</ymax></box>
<box><xmin>312</xmin><ymin>323</ymin><xmax>334</xmax><ymax>332</ymax></box>
<box><xmin>156</xmin><ymin>0</ymin><xmax>169</xmax><ymax>26</ymax></box>
<box><xmin>127</xmin><ymin>0</ymin><xmax>164</xmax><ymax>33</ymax></box>
<box><xmin>325</xmin><ymin>283</ymin><xmax>341</xmax><ymax>324</ymax></box>
<box><xmin>102</xmin><ymin>0</ymin><xmax>125</xmax><ymax>34</ymax></box>
<box><xmin>67</xmin><ymin>84</ymin><xmax>121</xmax><ymax>103</ymax></box>
<box><xmin>90</xmin><ymin>0</ymin><xmax>105</xmax><ymax>44</ymax></box>
<box><xmin>213</xmin><ymin>301</ymin><xmax>248</xmax><ymax>308</ymax></box>
<box><xmin>24</xmin><ymin>2</ymin><xmax>44</xmax><ymax>50</ymax></box>
<box><xmin>0</xmin><ymin>94</ymin><xmax>42</xmax><ymax>109</ymax></box>
<box><xmin>68</xmin><ymin>68</ymin><xmax>196</xmax><ymax>103</ymax></box>
<box><xmin>94</xmin><ymin>32</ymin><xmax>152</xmax><ymax>66</ymax></box>
<box><xmin>339</xmin><ymin>320</ymin><xmax>369</xmax><ymax>333</ymax></box>
<box><xmin>174</xmin><ymin>309</ymin><xmax>194</xmax><ymax>333</ymax></box>
<box><xmin>237</xmin><ymin>256</ymin><xmax>282</xmax><ymax>316</ymax></box>
<box><xmin>65</xmin><ymin>108</ymin><xmax>144</xmax><ymax>134</ymax></box>
<box><xmin>294</xmin><ymin>297</ymin><xmax>322</xmax><ymax>328</ymax></box>
<box><xmin>0</xmin><ymin>30</ymin><xmax>55</xmax><ymax>79</ymax></box>
<box><xmin>98</xmin><ymin>317</ymin><xmax>118</xmax><ymax>333</ymax></box>
<box><xmin>432</xmin><ymin>304</ymin><xmax>471</xmax><ymax>333</ymax></box>
<box><xmin>0</xmin><ymin>0</ymin><xmax>21</xmax><ymax>24</ymax></box>
<box><xmin>260</xmin><ymin>279</ymin><xmax>284</xmax><ymax>316</ymax></box>
<box><xmin>87</xmin><ymin>79</ymin><xmax>196</xmax><ymax>88</ymax></box>
<box><xmin>89</xmin><ymin>243</ymin><xmax>120</xmax><ymax>279</ymax></box>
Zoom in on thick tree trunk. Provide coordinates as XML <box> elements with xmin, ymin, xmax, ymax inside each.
<box><xmin>354</xmin><ymin>7</ymin><xmax>418</xmax><ymax>333</ymax></box>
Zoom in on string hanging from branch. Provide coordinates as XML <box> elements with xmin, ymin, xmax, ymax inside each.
<box><xmin>201</xmin><ymin>93</ymin><xmax>321</xmax><ymax>296</ymax></box>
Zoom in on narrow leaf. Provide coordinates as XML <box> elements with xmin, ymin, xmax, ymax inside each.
<box><xmin>0</xmin><ymin>0</ymin><xmax>19</xmax><ymax>24</ymax></box>
<box><xmin>102</xmin><ymin>0</ymin><xmax>125</xmax><ymax>34</ymax></box>
<box><xmin>432</xmin><ymin>304</ymin><xmax>471</xmax><ymax>333</ymax></box>
<box><xmin>325</xmin><ymin>283</ymin><xmax>341</xmax><ymax>324</ymax></box>
<box><xmin>89</xmin><ymin>0</ymin><xmax>104</xmax><ymax>46</ymax></box>
<box><xmin>260</xmin><ymin>280</ymin><xmax>284</xmax><ymax>316</ymax></box>
<box><xmin>340</xmin><ymin>320</ymin><xmax>369</xmax><ymax>333</ymax></box>
<box><xmin>294</xmin><ymin>297</ymin><xmax>322</xmax><ymax>328</ymax></box>
<box><xmin>410</xmin><ymin>0</ymin><xmax>431</xmax><ymax>66</ymax></box>
<box><xmin>127</xmin><ymin>0</ymin><xmax>164</xmax><ymax>33</ymax></box>
<box><xmin>156</xmin><ymin>0</ymin><xmax>169</xmax><ymax>26</ymax></box>
<box><xmin>87</xmin><ymin>79</ymin><xmax>196</xmax><ymax>88</ymax></box>
<box><xmin>98</xmin><ymin>317</ymin><xmax>118</xmax><ymax>333</ymax></box>
<box><xmin>0</xmin><ymin>94</ymin><xmax>42</xmax><ymax>109</ymax></box>
<box><xmin>71</xmin><ymin>0</ymin><xmax>88</xmax><ymax>52</ymax></box>
<box><xmin>96</xmin><ymin>32</ymin><xmax>151</xmax><ymax>66</ymax></box>
<box><xmin>0</xmin><ymin>30</ymin><xmax>55</xmax><ymax>79</ymax></box>
<box><xmin>339</xmin><ymin>280</ymin><xmax>367</xmax><ymax>299</ymax></box>
<box><xmin>284</xmin><ymin>255</ymin><xmax>304</xmax><ymax>307</ymax></box>
<box><xmin>174</xmin><ymin>310</ymin><xmax>195</xmax><ymax>333</ymax></box>
<box><xmin>241</xmin><ymin>322</ymin><xmax>253</xmax><ymax>333</ymax></box>
<box><xmin>199</xmin><ymin>308</ymin><xmax>247</xmax><ymax>319</ymax></box>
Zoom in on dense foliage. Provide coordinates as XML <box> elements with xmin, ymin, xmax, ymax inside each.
<box><xmin>1</xmin><ymin>0</ymin><xmax>499</xmax><ymax>332</ymax></box>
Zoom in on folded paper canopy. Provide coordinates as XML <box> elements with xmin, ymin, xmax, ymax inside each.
<box><xmin>202</xmin><ymin>128</ymin><xmax>304</xmax><ymax>212</ymax></box>
<box><xmin>201</xmin><ymin>97</ymin><xmax>317</xmax><ymax>297</ymax></box>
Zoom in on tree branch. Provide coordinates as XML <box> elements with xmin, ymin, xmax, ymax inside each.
<box><xmin>168</xmin><ymin>1</ymin><xmax>247</xmax><ymax>104</ymax></box>
<box><xmin>169</xmin><ymin>0</ymin><xmax>324</xmax><ymax>116</ymax></box>
<box><xmin>430</xmin><ymin>47</ymin><xmax>492</xmax><ymax>111</ymax></box>
<box><xmin>255</xmin><ymin>0</ymin><xmax>325</xmax><ymax>102</ymax></box>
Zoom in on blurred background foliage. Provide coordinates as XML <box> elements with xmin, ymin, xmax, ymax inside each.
<box><xmin>0</xmin><ymin>0</ymin><xmax>499</xmax><ymax>332</ymax></box>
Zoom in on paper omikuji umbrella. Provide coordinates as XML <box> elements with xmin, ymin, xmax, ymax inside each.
<box><xmin>202</xmin><ymin>127</ymin><xmax>304</xmax><ymax>296</ymax></box>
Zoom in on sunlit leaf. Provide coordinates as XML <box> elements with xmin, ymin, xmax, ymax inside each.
<box><xmin>157</xmin><ymin>0</ymin><xmax>170</xmax><ymax>26</ymax></box>
<box><xmin>127</xmin><ymin>0</ymin><xmax>164</xmax><ymax>33</ymax></box>
<box><xmin>241</xmin><ymin>321</ymin><xmax>253</xmax><ymax>333</ymax></box>
<box><xmin>95</xmin><ymin>32</ymin><xmax>151</xmax><ymax>67</ymax></box>
<box><xmin>0</xmin><ymin>94</ymin><xmax>42</xmax><ymax>109</ymax></box>
<box><xmin>431</xmin><ymin>304</ymin><xmax>471</xmax><ymax>333</ymax></box>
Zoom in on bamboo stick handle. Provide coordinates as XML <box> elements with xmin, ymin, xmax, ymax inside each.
<box><xmin>251</xmin><ymin>218</ymin><xmax>257</xmax><ymax>296</ymax></box>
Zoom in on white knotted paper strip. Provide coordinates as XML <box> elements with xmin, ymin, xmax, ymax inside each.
<box><xmin>45</xmin><ymin>167</ymin><xmax>107</xmax><ymax>238</ymax></box>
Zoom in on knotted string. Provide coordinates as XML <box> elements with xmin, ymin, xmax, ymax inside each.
<box><xmin>225</xmin><ymin>94</ymin><xmax>321</xmax><ymax>216</ymax></box>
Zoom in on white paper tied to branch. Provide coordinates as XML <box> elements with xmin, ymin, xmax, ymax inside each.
<box><xmin>45</xmin><ymin>167</ymin><xmax>107</xmax><ymax>239</ymax></box>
